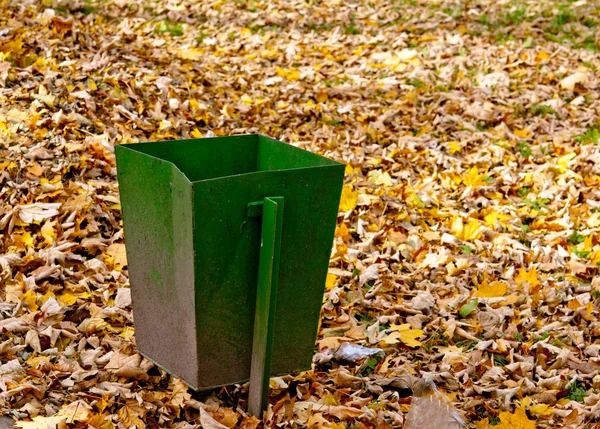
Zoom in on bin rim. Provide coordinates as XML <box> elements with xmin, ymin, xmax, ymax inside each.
<box><xmin>115</xmin><ymin>134</ymin><xmax>345</xmax><ymax>184</ymax></box>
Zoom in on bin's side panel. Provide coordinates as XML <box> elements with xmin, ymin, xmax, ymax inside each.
<box><xmin>270</xmin><ymin>165</ymin><xmax>344</xmax><ymax>375</ymax></box>
<box><xmin>115</xmin><ymin>146</ymin><xmax>198</xmax><ymax>387</ymax></box>
<box><xmin>192</xmin><ymin>164</ymin><xmax>344</xmax><ymax>388</ymax></box>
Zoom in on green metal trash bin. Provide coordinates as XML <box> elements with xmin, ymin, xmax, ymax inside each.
<box><xmin>115</xmin><ymin>135</ymin><xmax>344</xmax><ymax>399</ymax></box>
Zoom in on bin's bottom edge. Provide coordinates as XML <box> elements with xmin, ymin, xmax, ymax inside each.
<box><xmin>138</xmin><ymin>351</ymin><xmax>199</xmax><ymax>391</ymax></box>
<box><xmin>138</xmin><ymin>351</ymin><xmax>312</xmax><ymax>392</ymax></box>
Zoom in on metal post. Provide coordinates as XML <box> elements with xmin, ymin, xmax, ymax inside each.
<box><xmin>248</xmin><ymin>197</ymin><xmax>284</xmax><ymax>417</ymax></box>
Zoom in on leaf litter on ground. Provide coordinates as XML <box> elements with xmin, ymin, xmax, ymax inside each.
<box><xmin>1</xmin><ymin>0</ymin><xmax>600</xmax><ymax>428</ymax></box>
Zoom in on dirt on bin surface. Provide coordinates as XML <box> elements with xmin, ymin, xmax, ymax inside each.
<box><xmin>1</xmin><ymin>0</ymin><xmax>599</xmax><ymax>427</ymax></box>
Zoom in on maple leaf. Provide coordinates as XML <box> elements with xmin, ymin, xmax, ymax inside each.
<box><xmin>463</xmin><ymin>166</ymin><xmax>487</xmax><ymax>188</ymax></box>
<box><xmin>118</xmin><ymin>404</ymin><xmax>146</xmax><ymax>429</ymax></box>
<box><xmin>515</xmin><ymin>267</ymin><xmax>540</xmax><ymax>289</ymax></box>
<box><xmin>41</xmin><ymin>219</ymin><xmax>56</xmax><ymax>245</ymax></box>
<box><xmin>451</xmin><ymin>216</ymin><xmax>480</xmax><ymax>241</ymax></box>
<box><xmin>496</xmin><ymin>408</ymin><xmax>536</xmax><ymax>429</ymax></box>
<box><xmin>381</xmin><ymin>324</ymin><xmax>423</xmax><ymax>347</ymax></box>
<box><xmin>15</xmin><ymin>415</ymin><xmax>66</xmax><ymax>429</ymax></box>
<box><xmin>106</xmin><ymin>243</ymin><xmax>127</xmax><ymax>270</ymax></box>
<box><xmin>177</xmin><ymin>46</ymin><xmax>203</xmax><ymax>60</ymax></box>
<box><xmin>21</xmin><ymin>290</ymin><xmax>39</xmax><ymax>311</ymax></box>
<box><xmin>367</xmin><ymin>169</ymin><xmax>393</xmax><ymax>186</ymax></box>
<box><xmin>16</xmin><ymin>203</ymin><xmax>61</xmax><ymax>224</ymax></box>
<box><xmin>325</xmin><ymin>274</ymin><xmax>337</xmax><ymax>291</ymax></box>
<box><xmin>200</xmin><ymin>409</ymin><xmax>230</xmax><ymax>429</ymax></box>
<box><xmin>339</xmin><ymin>186</ymin><xmax>358</xmax><ymax>211</ymax></box>
<box><xmin>475</xmin><ymin>280</ymin><xmax>507</xmax><ymax>298</ymax></box>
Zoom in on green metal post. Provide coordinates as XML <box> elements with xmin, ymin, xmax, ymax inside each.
<box><xmin>248</xmin><ymin>197</ymin><xmax>284</xmax><ymax>417</ymax></box>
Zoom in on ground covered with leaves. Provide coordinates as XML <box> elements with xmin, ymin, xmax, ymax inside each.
<box><xmin>1</xmin><ymin>0</ymin><xmax>600</xmax><ymax>427</ymax></box>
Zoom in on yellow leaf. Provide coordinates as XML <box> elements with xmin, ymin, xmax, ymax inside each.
<box><xmin>325</xmin><ymin>274</ymin><xmax>337</xmax><ymax>291</ymax></box>
<box><xmin>448</xmin><ymin>141</ymin><xmax>461</xmax><ymax>154</ymax></box>
<box><xmin>484</xmin><ymin>209</ymin><xmax>510</xmax><ymax>228</ymax></box>
<box><xmin>500</xmin><ymin>295</ymin><xmax>519</xmax><ymax>306</ymax></box>
<box><xmin>463</xmin><ymin>219</ymin><xmax>481</xmax><ymax>241</ymax></box>
<box><xmin>451</xmin><ymin>215</ymin><xmax>464</xmax><ymax>237</ymax></box>
<box><xmin>240</xmin><ymin>94</ymin><xmax>253</xmax><ymax>105</ymax></box>
<box><xmin>59</xmin><ymin>400</ymin><xmax>91</xmax><ymax>423</ymax></box>
<box><xmin>519</xmin><ymin>396</ymin><xmax>553</xmax><ymax>416</ymax></box>
<box><xmin>177</xmin><ymin>47</ymin><xmax>203</xmax><ymax>60</ymax></box>
<box><xmin>474</xmin><ymin>417</ymin><xmax>489</xmax><ymax>429</ymax></box>
<box><xmin>21</xmin><ymin>290</ymin><xmax>39</xmax><ymax>312</ymax></box>
<box><xmin>514</xmin><ymin>129</ymin><xmax>531</xmax><ymax>139</ymax></box>
<box><xmin>529</xmin><ymin>403</ymin><xmax>553</xmax><ymax>416</ymax></box>
<box><xmin>463</xmin><ymin>166</ymin><xmax>486</xmax><ymax>188</ymax></box>
<box><xmin>367</xmin><ymin>169</ymin><xmax>393</xmax><ymax>186</ymax></box>
<box><xmin>106</xmin><ymin>243</ymin><xmax>127</xmax><ymax>270</ymax></box>
<box><xmin>515</xmin><ymin>267</ymin><xmax>540</xmax><ymax>289</ymax></box>
<box><xmin>120</xmin><ymin>326</ymin><xmax>136</xmax><ymax>341</ymax></box>
<box><xmin>496</xmin><ymin>407</ymin><xmax>536</xmax><ymax>429</ymax></box>
<box><xmin>22</xmin><ymin>232</ymin><xmax>34</xmax><ymax>249</ymax></box>
<box><xmin>170</xmin><ymin>378</ymin><xmax>192</xmax><ymax>408</ymax></box>
<box><xmin>557</xmin><ymin>153</ymin><xmax>576</xmax><ymax>173</ymax></box>
<box><xmin>591</xmin><ymin>249</ymin><xmax>600</xmax><ymax>265</ymax></box>
<box><xmin>57</xmin><ymin>292</ymin><xmax>78</xmax><ymax>306</ymax></box>
<box><xmin>475</xmin><ymin>280</ymin><xmax>507</xmax><ymax>298</ymax></box>
<box><xmin>78</xmin><ymin>318</ymin><xmax>113</xmax><ymax>335</ymax></box>
<box><xmin>276</xmin><ymin>67</ymin><xmax>300</xmax><ymax>80</ymax></box>
<box><xmin>382</xmin><ymin>324</ymin><xmax>423</xmax><ymax>347</ymax></box>
<box><xmin>316</xmin><ymin>89</ymin><xmax>328</xmax><ymax>103</ymax></box>
<box><xmin>586</xmin><ymin>301</ymin><xmax>594</xmax><ymax>315</ymax></box>
<box><xmin>41</xmin><ymin>220</ymin><xmax>56</xmax><ymax>245</ymax></box>
<box><xmin>535</xmin><ymin>50</ymin><xmax>549</xmax><ymax>62</ymax></box>
<box><xmin>339</xmin><ymin>186</ymin><xmax>358</xmax><ymax>211</ymax></box>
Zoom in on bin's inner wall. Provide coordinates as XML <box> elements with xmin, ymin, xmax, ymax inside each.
<box><xmin>117</xmin><ymin>135</ymin><xmax>340</xmax><ymax>183</ymax></box>
<box><xmin>123</xmin><ymin>135</ymin><xmax>258</xmax><ymax>182</ymax></box>
<box><xmin>257</xmin><ymin>135</ymin><xmax>339</xmax><ymax>171</ymax></box>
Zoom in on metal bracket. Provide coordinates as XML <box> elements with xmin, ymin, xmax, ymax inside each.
<box><xmin>246</xmin><ymin>201</ymin><xmax>264</xmax><ymax>218</ymax></box>
<box><xmin>248</xmin><ymin>196</ymin><xmax>284</xmax><ymax>417</ymax></box>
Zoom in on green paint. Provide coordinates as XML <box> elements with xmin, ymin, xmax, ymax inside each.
<box><xmin>115</xmin><ymin>134</ymin><xmax>345</xmax><ymax>391</ymax></box>
<box><xmin>148</xmin><ymin>267</ymin><xmax>163</xmax><ymax>294</ymax></box>
<box><xmin>249</xmin><ymin>197</ymin><xmax>284</xmax><ymax>416</ymax></box>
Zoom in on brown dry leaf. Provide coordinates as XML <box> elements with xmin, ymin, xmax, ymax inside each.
<box><xmin>199</xmin><ymin>409</ymin><xmax>230</xmax><ymax>429</ymax></box>
<box><xmin>117</xmin><ymin>404</ymin><xmax>146</xmax><ymax>429</ymax></box>
<box><xmin>105</xmin><ymin>352</ymin><xmax>149</xmax><ymax>381</ymax></box>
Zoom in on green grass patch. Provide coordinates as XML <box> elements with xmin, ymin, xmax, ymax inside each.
<box><xmin>575</xmin><ymin>127</ymin><xmax>600</xmax><ymax>144</ymax></box>
<box><xmin>156</xmin><ymin>21</ymin><xmax>184</xmax><ymax>37</ymax></box>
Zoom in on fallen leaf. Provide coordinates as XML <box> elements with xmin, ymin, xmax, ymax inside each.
<box><xmin>381</xmin><ymin>324</ymin><xmax>423</xmax><ymax>347</ymax></box>
<box><xmin>496</xmin><ymin>407</ymin><xmax>536</xmax><ymax>429</ymax></box>
<box><xmin>475</xmin><ymin>280</ymin><xmax>507</xmax><ymax>298</ymax></box>
<box><xmin>560</xmin><ymin>72</ymin><xmax>588</xmax><ymax>91</ymax></box>
<box><xmin>17</xmin><ymin>203</ymin><xmax>61</xmax><ymax>224</ymax></box>
<box><xmin>41</xmin><ymin>220</ymin><xmax>56</xmax><ymax>245</ymax></box>
<box><xmin>339</xmin><ymin>186</ymin><xmax>358</xmax><ymax>211</ymax></box>
<box><xmin>200</xmin><ymin>409</ymin><xmax>230</xmax><ymax>429</ymax></box>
